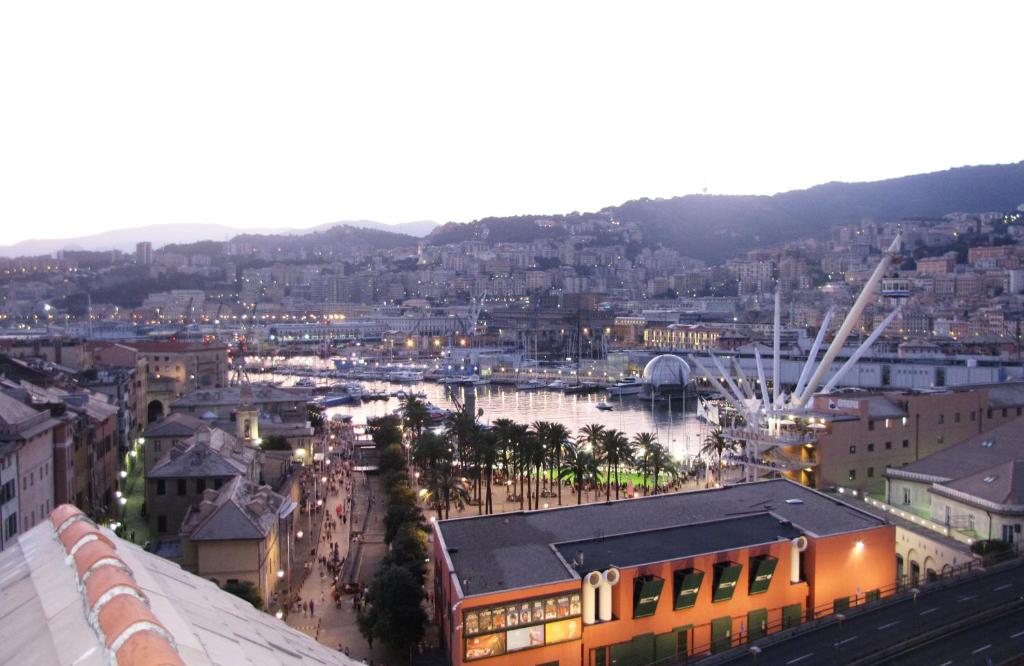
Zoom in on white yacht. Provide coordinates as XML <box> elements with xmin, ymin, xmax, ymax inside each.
<box><xmin>605</xmin><ymin>377</ymin><xmax>644</xmax><ymax>396</ymax></box>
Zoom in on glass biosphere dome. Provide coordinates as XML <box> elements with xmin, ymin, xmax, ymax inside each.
<box><xmin>641</xmin><ymin>354</ymin><xmax>691</xmax><ymax>388</ymax></box>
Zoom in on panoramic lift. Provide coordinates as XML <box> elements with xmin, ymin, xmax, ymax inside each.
<box><xmin>690</xmin><ymin>235</ymin><xmax>905</xmax><ymax>482</ymax></box>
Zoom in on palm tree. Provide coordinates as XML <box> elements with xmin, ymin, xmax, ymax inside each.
<box><xmin>558</xmin><ymin>443</ymin><xmax>602</xmax><ymax>505</ymax></box>
<box><xmin>632</xmin><ymin>432</ymin><xmax>658</xmax><ymax>494</ymax></box>
<box><xmin>578</xmin><ymin>423</ymin><xmax>606</xmax><ymax>453</ymax></box>
<box><xmin>700</xmin><ymin>427</ymin><xmax>736</xmax><ymax>483</ymax></box>
<box><xmin>401</xmin><ymin>394</ymin><xmax>430</xmax><ymax>442</ymax></box>
<box><xmin>601</xmin><ymin>429</ymin><xmax>633</xmax><ymax>500</ymax></box>
<box><xmin>476</xmin><ymin>429</ymin><xmax>499</xmax><ymax>514</ymax></box>
<box><xmin>547</xmin><ymin>423</ymin><xmax>570</xmax><ymax>505</ymax></box>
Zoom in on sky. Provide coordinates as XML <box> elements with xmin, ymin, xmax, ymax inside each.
<box><xmin>1</xmin><ymin>1</ymin><xmax>1022</xmax><ymax>244</ymax></box>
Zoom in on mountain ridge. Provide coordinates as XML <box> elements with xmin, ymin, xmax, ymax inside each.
<box><xmin>0</xmin><ymin>219</ymin><xmax>437</xmax><ymax>258</ymax></box>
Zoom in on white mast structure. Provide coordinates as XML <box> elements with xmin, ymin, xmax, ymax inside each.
<box><xmin>691</xmin><ymin>235</ymin><xmax>903</xmax><ymax>482</ymax></box>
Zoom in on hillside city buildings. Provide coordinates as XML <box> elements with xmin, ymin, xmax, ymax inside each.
<box><xmin>3</xmin><ymin>209</ymin><xmax>1024</xmax><ymax>664</ymax></box>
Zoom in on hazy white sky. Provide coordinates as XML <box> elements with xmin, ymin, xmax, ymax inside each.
<box><xmin>1</xmin><ymin>1</ymin><xmax>1022</xmax><ymax>243</ymax></box>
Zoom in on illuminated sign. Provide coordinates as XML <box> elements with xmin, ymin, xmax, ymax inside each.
<box><xmin>464</xmin><ymin>591</ymin><xmax>582</xmax><ymax>661</ymax></box>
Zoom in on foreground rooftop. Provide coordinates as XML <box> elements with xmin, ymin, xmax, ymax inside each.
<box><xmin>0</xmin><ymin>504</ymin><xmax>358</xmax><ymax>666</ymax></box>
<box><xmin>437</xmin><ymin>478</ymin><xmax>884</xmax><ymax>596</ymax></box>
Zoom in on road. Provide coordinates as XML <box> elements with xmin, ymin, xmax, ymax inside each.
<box><xmin>892</xmin><ymin>611</ymin><xmax>1024</xmax><ymax>665</ymax></box>
<box><xmin>713</xmin><ymin>559</ymin><xmax>1024</xmax><ymax>665</ymax></box>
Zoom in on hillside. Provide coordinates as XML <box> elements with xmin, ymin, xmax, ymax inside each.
<box><xmin>427</xmin><ymin>161</ymin><xmax>1024</xmax><ymax>262</ymax></box>
<box><xmin>0</xmin><ymin>219</ymin><xmax>436</xmax><ymax>258</ymax></box>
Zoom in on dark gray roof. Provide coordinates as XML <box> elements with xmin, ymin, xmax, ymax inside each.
<box><xmin>554</xmin><ymin>513</ymin><xmax>802</xmax><ymax>574</ymax></box>
<box><xmin>143</xmin><ymin>413</ymin><xmax>206</xmax><ymax>438</ymax></box>
<box><xmin>437</xmin><ymin>478</ymin><xmax>883</xmax><ymax>596</ymax></box>
<box><xmin>984</xmin><ymin>383</ymin><xmax>1024</xmax><ymax>409</ymax></box>
<box><xmin>182</xmin><ymin>477</ymin><xmax>288</xmax><ymax>541</ymax></box>
<box><xmin>887</xmin><ymin>417</ymin><xmax>1024</xmax><ymax>483</ymax></box>
<box><xmin>933</xmin><ymin>459</ymin><xmax>1024</xmax><ymax>508</ymax></box>
<box><xmin>172</xmin><ymin>386</ymin><xmax>303</xmax><ymax>408</ymax></box>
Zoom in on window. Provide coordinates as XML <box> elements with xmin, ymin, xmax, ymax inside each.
<box><xmin>970</xmin><ymin>411</ymin><xmax>976</xmax><ymax>421</ymax></box>
<box><xmin>196</xmin><ymin>479</ymin><xmax>206</xmax><ymax>493</ymax></box>
<box><xmin>1003</xmin><ymin>409</ymin><xmax>1008</xmax><ymax>418</ymax></box>
<box><xmin>868</xmin><ymin>467</ymin><xmax>874</xmax><ymax>478</ymax></box>
<box><xmin>868</xmin><ymin>421</ymin><xmax>875</xmax><ymax>431</ymax></box>
<box><xmin>938</xmin><ymin>436</ymin><xmax>944</xmax><ymax>445</ymax></box>
<box><xmin>1018</xmin><ymin>407</ymin><xmax>1023</xmax><ymax>417</ymax></box>
<box><xmin>968</xmin><ymin>514</ymin><xmax>976</xmax><ymax>531</ymax></box>
<box><xmin>902</xmin><ymin>488</ymin><xmax>911</xmax><ymax>505</ymax></box>
<box><xmin>902</xmin><ymin>439</ymin><xmax>909</xmax><ymax>449</ymax></box>
<box><xmin>938</xmin><ymin>414</ymin><xmax>945</xmax><ymax>425</ymax></box>
<box><xmin>214</xmin><ymin>478</ymin><xmax>224</xmax><ymax>490</ymax></box>
<box><xmin>849</xmin><ymin>445</ymin><xmax>857</xmax><ymax>454</ymax></box>
<box><xmin>156</xmin><ymin>480</ymin><xmax>166</xmax><ymax>495</ymax></box>
<box><xmin>848</xmin><ymin>469</ymin><xmax>856</xmax><ymax>481</ymax></box>
<box><xmin>157</xmin><ymin>515</ymin><xmax>167</xmax><ymax>533</ymax></box>
<box><xmin>868</xmin><ymin>443</ymin><xmax>875</xmax><ymax>452</ymax></box>
<box><xmin>954</xmin><ymin>412</ymin><xmax>960</xmax><ymax>424</ymax></box>
<box><xmin>987</xmin><ymin>408</ymin><xmax>993</xmax><ymax>419</ymax></box>
<box><xmin>177</xmin><ymin>479</ymin><xmax>187</xmax><ymax>496</ymax></box>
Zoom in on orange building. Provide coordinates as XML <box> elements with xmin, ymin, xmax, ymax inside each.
<box><xmin>433</xmin><ymin>479</ymin><xmax>895</xmax><ymax>666</ymax></box>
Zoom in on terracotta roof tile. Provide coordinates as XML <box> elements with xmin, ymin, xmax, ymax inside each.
<box><xmin>84</xmin><ymin>566</ymin><xmax>146</xmax><ymax>609</ymax></box>
<box><xmin>43</xmin><ymin>504</ymin><xmax>189</xmax><ymax>666</ymax></box>
<box><xmin>50</xmin><ymin>503</ymin><xmax>86</xmax><ymax>532</ymax></box>
<box><xmin>98</xmin><ymin>594</ymin><xmax>165</xmax><ymax>648</ymax></box>
<box><xmin>73</xmin><ymin>540</ymin><xmax>128</xmax><ymax>580</ymax></box>
<box><xmin>58</xmin><ymin>520</ymin><xmax>114</xmax><ymax>555</ymax></box>
<box><xmin>115</xmin><ymin>631</ymin><xmax>186</xmax><ymax>666</ymax></box>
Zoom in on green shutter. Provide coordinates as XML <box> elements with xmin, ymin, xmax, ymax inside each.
<box><xmin>782</xmin><ymin>603</ymin><xmax>803</xmax><ymax>629</ymax></box>
<box><xmin>712</xmin><ymin>561</ymin><xmax>743</xmax><ymax>602</ymax></box>
<box><xmin>711</xmin><ymin>617</ymin><xmax>733</xmax><ymax>653</ymax></box>
<box><xmin>834</xmin><ymin>596</ymin><xmax>850</xmax><ymax>613</ymax></box>
<box><xmin>673</xmin><ymin>568</ymin><xmax>704</xmax><ymax>610</ymax></box>
<box><xmin>865</xmin><ymin>589</ymin><xmax>880</xmax><ymax>603</ymax></box>
<box><xmin>747</xmin><ymin>555</ymin><xmax>779</xmax><ymax>595</ymax></box>
<box><xmin>633</xmin><ymin>576</ymin><xmax>665</xmax><ymax>618</ymax></box>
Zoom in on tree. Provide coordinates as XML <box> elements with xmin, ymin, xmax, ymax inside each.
<box><xmin>558</xmin><ymin>443</ymin><xmax>602</xmax><ymax>505</ymax></box>
<box><xmin>600</xmin><ymin>429</ymin><xmax>633</xmax><ymax>500</ymax></box>
<box><xmin>306</xmin><ymin>404</ymin><xmax>325</xmax><ymax>434</ymax></box>
<box><xmin>700</xmin><ymin>427</ymin><xmax>736</xmax><ymax>480</ymax></box>
<box><xmin>357</xmin><ymin>564</ymin><xmax>427</xmax><ymax>654</ymax></box>
<box><xmin>223</xmin><ymin>580</ymin><xmax>262</xmax><ymax>609</ymax></box>
<box><xmin>400</xmin><ymin>395</ymin><xmax>430</xmax><ymax>442</ymax></box>
<box><xmin>547</xmin><ymin>423</ymin><xmax>570</xmax><ymax>505</ymax></box>
<box><xmin>632</xmin><ymin>432</ymin><xmax>658</xmax><ymax>493</ymax></box>
<box><xmin>367</xmin><ymin>415</ymin><xmax>403</xmax><ymax>449</ymax></box>
<box><xmin>378</xmin><ymin>444</ymin><xmax>407</xmax><ymax>478</ymax></box>
<box><xmin>384</xmin><ymin>481</ymin><xmax>423</xmax><ymax>544</ymax></box>
<box><xmin>261</xmin><ymin>435</ymin><xmax>291</xmax><ymax>452</ymax></box>
<box><xmin>388</xmin><ymin>522</ymin><xmax>429</xmax><ymax>580</ymax></box>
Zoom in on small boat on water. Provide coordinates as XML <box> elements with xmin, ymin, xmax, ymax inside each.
<box><xmin>515</xmin><ymin>380</ymin><xmax>545</xmax><ymax>392</ymax></box>
<box><xmin>596</xmin><ymin>402</ymin><xmax>614</xmax><ymax>411</ymax></box>
<box><xmin>547</xmin><ymin>379</ymin><xmax>570</xmax><ymax>390</ymax></box>
<box><xmin>294</xmin><ymin>377</ymin><xmax>316</xmax><ymax>388</ymax></box>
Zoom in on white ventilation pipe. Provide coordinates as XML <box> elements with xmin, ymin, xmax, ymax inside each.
<box><xmin>790</xmin><ymin>536</ymin><xmax>808</xmax><ymax>583</ymax></box>
<box><xmin>598</xmin><ymin>568</ymin><xmax>620</xmax><ymax>622</ymax></box>
<box><xmin>582</xmin><ymin>571</ymin><xmax>601</xmax><ymax>625</ymax></box>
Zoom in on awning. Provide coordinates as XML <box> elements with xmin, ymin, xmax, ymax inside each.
<box><xmin>712</xmin><ymin>561</ymin><xmax>743</xmax><ymax>602</ymax></box>
<box><xmin>748</xmin><ymin>555</ymin><xmax>779</xmax><ymax>595</ymax></box>
<box><xmin>673</xmin><ymin>568</ymin><xmax>704</xmax><ymax>610</ymax></box>
<box><xmin>633</xmin><ymin>576</ymin><xmax>665</xmax><ymax>618</ymax></box>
